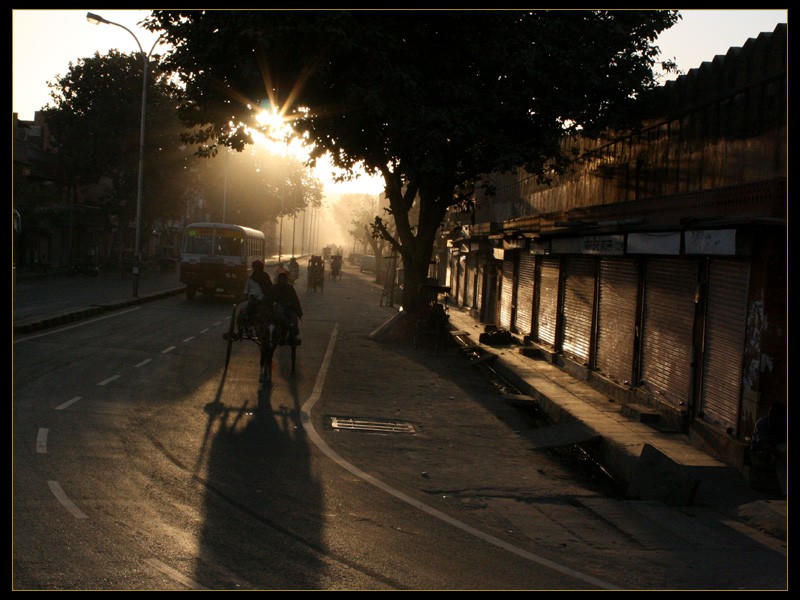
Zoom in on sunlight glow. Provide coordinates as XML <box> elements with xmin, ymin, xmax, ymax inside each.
<box><xmin>255</xmin><ymin>108</ymin><xmax>288</xmax><ymax>135</ymax></box>
<box><xmin>249</xmin><ymin>111</ymin><xmax>384</xmax><ymax>197</ymax></box>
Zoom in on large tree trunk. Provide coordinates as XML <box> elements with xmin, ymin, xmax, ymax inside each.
<box><xmin>397</xmin><ymin>189</ymin><xmax>449</xmax><ymax>311</ymax></box>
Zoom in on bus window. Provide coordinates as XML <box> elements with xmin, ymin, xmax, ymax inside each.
<box><xmin>183</xmin><ymin>230</ymin><xmax>213</xmax><ymax>255</ymax></box>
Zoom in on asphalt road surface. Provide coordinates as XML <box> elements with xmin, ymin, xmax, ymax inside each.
<box><xmin>12</xmin><ymin>263</ymin><xmax>787</xmax><ymax>590</ymax></box>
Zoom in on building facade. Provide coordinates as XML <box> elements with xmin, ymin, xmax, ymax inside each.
<box><xmin>441</xmin><ymin>24</ymin><xmax>787</xmax><ymax>470</ymax></box>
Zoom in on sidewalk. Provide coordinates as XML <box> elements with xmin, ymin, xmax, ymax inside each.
<box><xmin>12</xmin><ymin>256</ymin><xmax>296</xmax><ymax>334</ymax></box>
<box><xmin>443</xmin><ymin>306</ymin><xmax>787</xmax><ymax>542</ymax></box>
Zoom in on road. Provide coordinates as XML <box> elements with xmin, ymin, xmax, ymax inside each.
<box><xmin>12</xmin><ymin>263</ymin><xmax>787</xmax><ymax>590</ymax></box>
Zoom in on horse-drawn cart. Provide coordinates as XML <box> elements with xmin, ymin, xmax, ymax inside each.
<box><xmin>223</xmin><ymin>300</ymin><xmax>299</xmax><ymax>384</ymax></box>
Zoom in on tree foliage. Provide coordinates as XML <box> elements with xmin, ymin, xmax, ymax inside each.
<box><xmin>45</xmin><ymin>50</ymin><xmax>189</xmax><ymax>223</ymax></box>
<box><xmin>43</xmin><ymin>47</ymin><xmax>324</xmax><ymax>260</ymax></box>
<box><xmin>199</xmin><ymin>143</ymin><xmax>324</xmax><ymax>229</ymax></box>
<box><xmin>43</xmin><ymin>49</ymin><xmax>190</xmax><ymax>258</ymax></box>
<box><xmin>146</xmin><ymin>9</ymin><xmax>679</xmax><ymax>308</ymax></box>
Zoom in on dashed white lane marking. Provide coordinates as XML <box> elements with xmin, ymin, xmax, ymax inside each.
<box><xmin>300</xmin><ymin>323</ymin><xmax>619</xmax><ymax>591</ymax></box>
<box><xmin>26</xmin><ymin>314</ymin><xmax>247</xmax><ymax>589</ymax></box>
<box><xmin>183</xmin><ymin>336</ymin><xmax>195</xmax><ymax>342</ymax></box>
<box><xmin>144</xmin><ymin>559</ymin><xmax>208</xmax><ymax>590</ymax></box>
<box><xmin>47</xmin><ymin>481</ymin><xmax>88</xmax><ymax>519</ymax></box>
<box><xmin>56</xmin><ymin>396</ymin><xmax>81</xmax><ymax>410</ymax></box>
<box><xmin>37</xmin><ymin>428</ymin><xmax>48</xmax><ymax>453</ymax></box>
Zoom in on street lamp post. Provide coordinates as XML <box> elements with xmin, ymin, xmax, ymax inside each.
<box><xmin>87</xmin><ymin>12</ymin><xmax>160</xmax><ymax>297</ymax></box>
<box><xmin>291</xmin><ymin>213</ymin><xmax>296</xmax><ymax>257</ymax></box>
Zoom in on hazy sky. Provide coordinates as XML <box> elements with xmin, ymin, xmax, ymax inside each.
<box><xmin>11</xmin><ymin>9</ymin><xmax>788</xmax><ymax>194</ymax></box>
<box><xmin>12</xmin><ymin>9</ymin><xmax>788</xmax><ymax>121</ymax></box>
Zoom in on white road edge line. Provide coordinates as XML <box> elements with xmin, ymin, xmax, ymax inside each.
<box><xmin>144</xmin><ymin>558</ymin><xmax>208</xmax><ymax>590</ymax></box>
<box><xmin>300</xmin><ymin>323</ymin><xmax>620</xmax><ymax>591</ymax></box>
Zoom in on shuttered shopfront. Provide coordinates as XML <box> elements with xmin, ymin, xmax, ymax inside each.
<box><xmin>595</xmin><ymin>258</ymin><xmax>639</xmax><ymax>388</ymax></box>
<box><xmin>476</xmin><ymin>261</ymin><xmax>485</xmax><ymax>317</ymax></box>
<box><xmin>499</xmin><ymin>254</ymin><xmax>516</xmax><ymax>331</ymax></box>
<box><xmin>560</xmin><ymin>256</ymin><xmax>596</xmax><ymax>364</ymax></box>
<box><xmin>515</xmin><ymin>252</ymin><xmax>536</xmax><ymax>336</ymax></box>
<box><xmin>640</xmin><ymin>257</ymin><xmax>698</xmax><ymax>409</ymax></box>
<box><xmin>537</xmin><ymin>257</ymin><xmax>560</xmax><ymax>348</ymax></box>
<box><xmin>455</xmin><ymin>254</ymin><xmax>467</xmax><ymax>306</ymax></box>
<box><xmin>699</xmin><ymin>258</ymin><xmax>750</xmax><ymax>433</ymax></box>
<box><xmin>465</xmin><ymin>252</ymin><xmax>477</xmax><ymax>309</ymax></box>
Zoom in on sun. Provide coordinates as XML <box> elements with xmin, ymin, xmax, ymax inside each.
<box><xmin>251</xmin><ymin>108</ymin><xmax>309</xmax><ymax>160</ymax></box>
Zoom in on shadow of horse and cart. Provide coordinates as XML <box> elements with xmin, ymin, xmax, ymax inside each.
<box><xmin>223</xmin><ymin>300</ymin><xmax>299</xmax><ymax>384</ymax></box>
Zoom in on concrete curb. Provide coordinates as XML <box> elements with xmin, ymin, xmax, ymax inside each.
<box><xmin>13</xmin><ymin>287</ymin><xmax>185</xmax><ymax>335</ymax></box>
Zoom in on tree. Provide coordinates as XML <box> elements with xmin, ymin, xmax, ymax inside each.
<box><xmin>43</xmin><ymin>48</ymin><xmax>325</xmax><ymax>266</ymax></box>
<box><xmin>147</xmin><ymin>9</ymin><xmax>679</xmax><ymax>309</ymax></box>
<box><xmin>333</xmin><ymin>192</ymin><xmax>383</xmax><ymax>251</ymax></box>
<box><xmin>197</xmin><ymin>142</ymin><xmax>322</xmax><ymax>229</ymax></box>
<box><xmin>43</xmin><ymin>49</ymin><xmax>188</xmax><ymax>265</ymax></box>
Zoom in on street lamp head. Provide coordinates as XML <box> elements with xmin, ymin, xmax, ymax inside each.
<box><xmin>86</xmin><ymin>12</ymin><xmax>108</xmax><ymax>25</ymax></box>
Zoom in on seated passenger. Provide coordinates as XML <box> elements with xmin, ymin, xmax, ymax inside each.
<box><xmin>272</xmin><ymin>271</ymin><xmax>303</xmax><ymax>343</ymax></box>
<box><xmin>235</xmin><ymin>260</ymin><xmax>272</xmax><ymax>338</ymax></box>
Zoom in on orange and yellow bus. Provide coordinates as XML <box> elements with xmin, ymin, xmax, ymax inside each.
<box><xmin>179</xmin><ymin>222</ymin><xmax>265</xmax><ymax>300</ymax></box>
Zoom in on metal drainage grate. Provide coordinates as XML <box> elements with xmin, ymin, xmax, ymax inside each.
<box><xmin>329</xmin><ymin>416</ymin><xmax>416</xmax><ymax>434</ymax></box>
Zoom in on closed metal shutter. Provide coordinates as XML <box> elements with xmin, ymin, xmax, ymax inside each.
<box><xmin>499</xmin><ymin>256</ymin><xmax>515</xmax><ymax>330</ymax></box>
<box><xmin>462</xmin><ymin>256</ymin><xmax>471</xmax><ymax>307</ymax></box>
<box><xmin>482</xmin><ymin>263</ymin><xmax>498</xmax><ymax>325</ymax></box>
<box><xmin>537</xmin><ymin>257</ymin><xmax>560</xmax><ymax>348</ymax></box>
<box><xmin>465</xmin><ymin>253</ymin><xmax>476</xmax><ymax>308</ymax></box>
<box><xmin>641</xmin><ymin>257</ymin><xmax>698</xmax><ymax>408</ymax></box>
<box><xmin>561</xmin><ymin>256</ymin><xmax>596</xmax><ymax>364</ymax></box>
<box><xmin>456</xmin><ymin>256</ymin><xmax>465</xmax><ymax>307</ymax></box>
<box><xmin>476</xmin><ymin>263</ymin><xmax>484</xmax><ymax>314</ymax></box>
<box><xmin>700</xmin><ymin>259</ymin><xmax>750</xmax><ymax>433</ymax></box>
<box><xmin>515</xmin><ymin>253</ymin><xmax>536</xmax><ymax>336</ymax></box>
<box><xmin>595</xmin><ymin>258</ymin><xmax>638</xmax><ymax>387</ymax></box>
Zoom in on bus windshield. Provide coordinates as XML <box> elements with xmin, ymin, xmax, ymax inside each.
<box><xmin>183</xmin><ymin>227</ymin><xmax>245</xmax><ymax>257</ymax></box>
